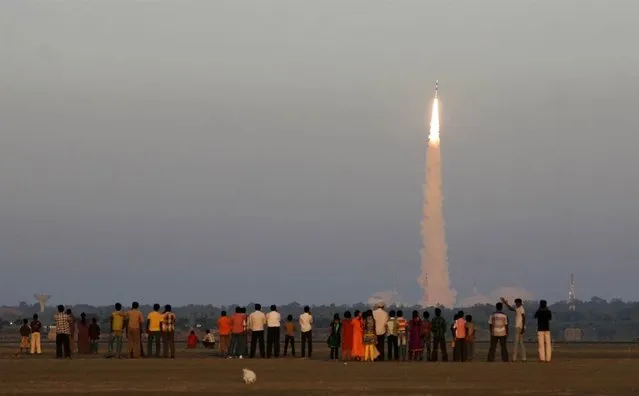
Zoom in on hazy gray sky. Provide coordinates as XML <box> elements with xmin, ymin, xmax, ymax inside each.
<box><xmin>1</xmin><ymin>0</ymin><xmax>638</xmax><ymax>306</ymax></box>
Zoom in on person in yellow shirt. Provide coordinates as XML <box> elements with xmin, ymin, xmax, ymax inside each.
<box><xmin>147</xmin><ymin>304</ymin><xmax>163</xmax><ymax>358</ymax></box>
<box><xmin>107</xmin><ymin>303</ymin><xmax>125</xmax><ymax>358</ymax></box>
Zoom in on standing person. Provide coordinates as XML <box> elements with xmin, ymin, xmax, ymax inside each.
<box><xmin>299</xmin><ymin>306</ymin><xmax>313</xmax><ymax>359</ymax></box>
<box><xmin>19</xmin><ymin>319</ymin><xmax>31</xmax><ymax>355</ymax></box>
<box><xmin>217</xmin><ymin>311</ymin><xmax>233</xmax><ymax>358</ymax></box>
<box><xmin>89</xmin><ymin>317</ymin><xmax>101</xmax><ymax>354</ymax></box>
<box><xmin>77</xmin><ymin>313</ymin><xmax>91</xmax><ymax>354</ymax></box>
<box><xmin>107</xmin><ymin>303</ymin><xmax>125</xmax><ymax>358</ymax></box>
<box><xmin>283</xmin><ymin>315</ymin><xmax>296</xmax><ymax>357</ymax></box>
<box><xmin>450</xmin><ymin>313</ymin><xmax>459</xmax><ymax>361</ymax></box>
<box><xmin>453</xmin><ymin>311</ymin><xmax>467</xmax><ymax>362</ymax></box>
<box><xmin>54</xmin><ymin>305</ymin><xmax>72</xmax><ymax>359</ymax></box>
<box><xmin>126</xmin><ymin>302</ymin><xmax>143</xmax><ymax>359</ymax></box>
<box><xmin>396</xmin><ymin>310</ymin><xmax>408</xmax><ymax>361</ymax></box>
<box><xmin>465</xmin><ymin>315</ymin><xmax>476</xmax><ymax>361</ymax></box>
<box><xmin>408</xmin><ymin>310</ymin><xmax>423</xmax><ymax>361</ymax></box>
<box><xmin>372</xmin><ymin>303</ymin><xmax>388</xmax><ymax>361</ymax></box>
<box><xmin>242</xmin><ymin>307</ymin><xmax>249</xmax><ymax>356</ymax></box>
<box><xmin>30</xmin><ymin>314</ymin><xmax>42</xmax><ymax>356</ymax></box>
<box><xmin>266</xmin><ymin>305</ymin><xmax>281</xmax><ymax>358</ymax></box>
<box><xmin>430</xmin><ymin>308</ymin><xmax>448</xmax><ymax>362</ymax></box>
<box><xmin>341</xmin><ymin>311</ymin><xmax>353</xmax><ymax>361</ymax></box>
<box><xmin>421</xmin><ymin>311</ymin><xmax>432</xmax><ymax>361</ymax></box>
<box><xmin>328</xmin><ymin>313</ymin><xmax>341</xmax><ymax>361</ymax></box>
<box><xmin>248</xmin><ymin>304</ymin><xmax>266</xmax><ymax>358</ymax></box>
<box><xmin>351</xmin><ymin>310</ymin><xmax>365</xmax><ymax>361</ymax></box>
<box><xmin>146</xmin><ymin>304</ymin><xmax>163</xmax><ymax>358</ymax></box>
<box><xmin>502</xmin><ymin>297</ymin><xmax>526</xmax><ymax>362</ymax></box>
<box><xmin>362</xmin><ymin>310</ymin><xmax>377</xmax><ymax>362</ymax></box>
<box><xmin>66</xmin><ymin>309</ymin><xmax>76</xmax><ymax>353</ymax></box>
<box><xmin>229</xmin><ymin>307</ymin><xmax>246</xmax><ymax>359</ymax></box>
<box><xmin>161</xmin><ymin>304</ymin><xmax>176</xmax><ymax>359</ymax></box>
<box><xmin>487</xmin><ymin>302</ymin><xmax>509</xmax><ymax>362</ymax></box>
<box><xmin>386</xmin><ymin>310</ymin><xmax>399</xmax><ymax>361</ymax></box>
<box><xmin>534</xmin><ymin>300</ymin><xmax>552</xmax><ymax>363</ymax></box>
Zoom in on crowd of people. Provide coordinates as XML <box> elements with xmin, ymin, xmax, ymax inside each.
<box><xmin>16</xmin><ymin>297</ymin><xmax>553</xmax><ymax>363</ymax></box>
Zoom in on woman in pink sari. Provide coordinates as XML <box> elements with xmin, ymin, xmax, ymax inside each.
<box><xmin>351</xmin><ymin>310</ymin><xmax>365</xmax><ymax>360</ymax></box>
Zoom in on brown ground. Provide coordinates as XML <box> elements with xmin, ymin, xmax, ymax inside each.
<box><xmin>0</xmin><ymin>343</ymin><xmax>638</xmax><ymax>395</ymax></box>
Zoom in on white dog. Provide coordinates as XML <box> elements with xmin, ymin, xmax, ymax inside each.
<box><xmin>242</xmin><ymin>368</ymin><xmax>257</xmax><ymax>384</ymax></box>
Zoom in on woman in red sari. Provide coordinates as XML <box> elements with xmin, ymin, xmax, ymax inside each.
<box><xmin>408</xmin><ymin>310</ymin><xmax>423</xmax><ymax>361</ymax></box>
<box><xmin>76</xmin><ymin>313</ymin><xmax>91</xmax><ymax>354</ymax></box>
<box><xmin>351</xmin><ymin>310</ymin><xmax>365</xmax><ymax>361</ymax></box>
<box><xmin>341</xmin><ymin>311</ymin><xmax>353</xmax><ymax>361</ymax></box>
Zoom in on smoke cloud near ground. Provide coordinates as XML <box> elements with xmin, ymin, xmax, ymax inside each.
<box><xmin>419</xmin><ymin>96</ymin><xmax>456</xmax><ymax>307</ymax></box>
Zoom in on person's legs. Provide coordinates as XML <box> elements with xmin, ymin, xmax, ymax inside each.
<box><xmin>291</xmin><ymin>337</ymin><xmax>296</xmax><ymax>356</ymax></box>
<box><xmin>301</xmin><ymin>332</ymin><xmax>307</xmax><ymax>358</ymax></box>
<box><xmin>258</xmin><ymin>330</ymin><xmax>265</xmax><ymax>358</ymax></box>
<box><xmin>499</xmin><ymin>336</ymin><xmax>509</xmax><ymax>362</ymax></box>
<box><xmin>62</xmin><ymin>334</ymin><xmax>71</xmax><ymax>358</ymax></box>
<box><xmin>273</xmin><ymin>327</ymin><xmax>280</xmax><ymax>357</ymax></box>
<box><xmin>543</xmin><ymin>331</ymin><xmax>552</xmax><ymax>362</ymax></box>
<box><xmin>115</xmin><ymin>335</ymin><xmax>123</xmax><ymax>357</ymax></box>
<box><xmin>308</xmin><ymin>331</ymin><xmax>313</xmax><ymax>358</ymax></box>
<box><xmin>169</xmin><ymin>331</ymin><xmax>175</xmax><ymax>358</ymax></box>
<box><xmin>283</xmin><ymin>335</ymin><xmax>290</xmax><ymax>356</ymax></box>
<box><xmin>487</xmin><ymin>336</ymin><xmax>497</xmax><ymax>362</ymax></box>
<box><xmin>376</xmin><ymin>335</ymin><xmax>385</xmax><ymax>361</ymax></box>
<box><xmin>266</xmin><ymin>329</ymin><xmax>272</xmax><ymax>358</ymax></box>
<box><xmin>425</xmin><ymin>336</ymin><xmax>432</xmax><ymax>361</ymax></box>
<box><xmin>55</xmin><ymin>334</ymin><xmax>63</xmax><ymax>358</ymax></box>
<box><xmin>250</xmin><ymin>331</ymin><xmax>258</xmax><ymax>358</ymax></box>
<box><xmin>458</xmin><ymin>339</ymin><xmax>467</xmax><ymax>362</ymax></box>
<box><xmin>467</xmin><ymin>341</ymin><xmax>474</xmax><ymax>361</ymax></box>
<box><xmin>147</xmin><ymin>332</ymin><xmax>153</xmax><ymax>357</ymax></box>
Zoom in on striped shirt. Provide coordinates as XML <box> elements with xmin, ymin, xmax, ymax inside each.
<box><xmin>162</xmin><ymin>312</ymin><xmax>176</xmax><ymax>332</ymax></box>
<box><xmin>489</xmin><ymin>311</ymin><xmax>508</xmax><ymax>337</ymax></box>
<box><xmin>54</xmin><ymin>313</ymin><xmax>72</xmax><ymax>335</ymax></box>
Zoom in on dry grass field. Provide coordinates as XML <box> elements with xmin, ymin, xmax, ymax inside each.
<box><xmin>1</xmin><ymin>343</ymin><xmax>638</xmax><ymax>395</ymax></box>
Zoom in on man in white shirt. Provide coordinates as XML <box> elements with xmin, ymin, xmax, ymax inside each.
<box><xmin>502</xmin><ymin>297</ymin><xmax>526</xmax><ymax>362</ymax></box>
<box><xmin>299</xmin><ymin>306</ymin><xmax>313</xmax><ymax>358</ymax></box>
<box><xmin>487</xmin><ymin>302</ymin><xmax>509</xmax><ymax>362</ymax></box>
<box><xmin>373</xmin><ymin>303</ymin><xmax>389</xmax><ymax>361</ymax></box>
<box><xmin>248</xmin><ymin>304</ymin><xmax>266</xmax><ymax>358</ymax></box>
<box><xmin>265</xmin><ymin>305</ymin><xmax>281</xmax><ymax>358</ymax></box>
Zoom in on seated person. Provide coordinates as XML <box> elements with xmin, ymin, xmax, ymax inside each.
<box><xmin>202</xmin><ymin>329</ymin><xmax>216</xmax><ymax>349</ymax></box>
<box><xmin>187</xmin><ymin>330</ymin><xmax>199</xmax><ymax>349</ymax></box>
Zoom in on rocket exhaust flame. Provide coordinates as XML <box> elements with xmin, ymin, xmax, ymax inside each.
<box><xmin>419</xmin><ymin>81</ymin><xmax>456</xmax><ymax>307</ymax></box>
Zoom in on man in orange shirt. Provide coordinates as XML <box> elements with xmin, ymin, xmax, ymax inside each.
<box><xmin>229</xmin><ymin>307</ymin><xmax>247</xmax><ymax>359</ymax></box>
<box><xmin>126</xmin><ymin>302</ymin><xmax>143</xmax><ymax>359</ymax></box>
<box><xmin>217</xmin><ymin>311</ymin><xmax>233</xmax><ymax>358</ymax></box>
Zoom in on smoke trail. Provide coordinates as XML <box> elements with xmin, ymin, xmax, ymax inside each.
<box><xmin>418</xmin><ymin>94</ymin><xmax>456</xmax><ymax>307</ymax></box>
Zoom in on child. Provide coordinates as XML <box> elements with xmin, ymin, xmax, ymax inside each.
<box><xmin>396</xmin><ymin>310</ymin><xmax>408</xmax><ymax>361</ymax></box>
<box><xmin>465</xmin><ymin>315</ymin><xmax>476</xmax><ymax>361</ymax></box>
<box><xmin>421</xmin><ymin>311</ymin><xmax>432</xmax><ymax>361</ymax></box>
<box><xmin>89</xmin><ymin>317</ymin><xmax>101</xmax><ymax>354</ymax></box>
<box><xmin>19</xmin><ymin>319</ymin><xmax>31</xmax><ymax>354</ymax></box>
<box><xmin>327</xmin><ymin>313</ymin><xmax>341</xmax><ymax>361</ymax></box>
<box><xmin>187</xmin><ymin>330</ymin><xmax>199</xmax><ymax>349</ymax></box>
<box><xmin>203</xmin><ymin>329</ymin><xmax>216</xmax><ymax>349</ymax></box>
<box><xmin>30</xmin><ymin>314</ymin><xmax>42</xmax><ymax>355</ymax></box>
<box><xmin>283</xmin><ymin>315</ymin><xmax>296</xmax><ymax>357</ymax></box>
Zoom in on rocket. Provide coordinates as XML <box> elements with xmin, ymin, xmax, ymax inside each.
<box><xmin>435</xmin><ymin>80</ymin><xmax>438</xmax><ymax>98</ymax></box>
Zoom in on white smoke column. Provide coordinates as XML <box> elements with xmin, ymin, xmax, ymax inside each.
<box><xmin>419</xmin><ymin>90</ymin><xmax>456</xmax><ymax>307</ymax></box>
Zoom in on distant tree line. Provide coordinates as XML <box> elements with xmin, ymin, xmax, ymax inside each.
<box><xmin>1</xmin><ymin>297</ymin><xmax>638</xmax><ymax>341</ymax></box>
